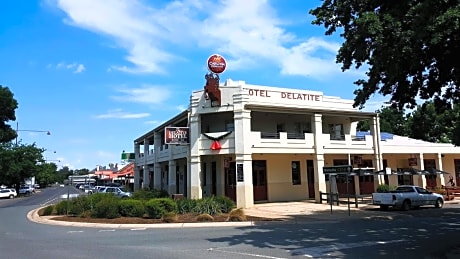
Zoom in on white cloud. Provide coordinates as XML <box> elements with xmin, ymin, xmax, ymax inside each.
<box><xmin>51</xmin><ymin>61</ymin><xmax>86</xmax><ymax>73</ymax></box>
<box><xmin>145</xmin><ymin>120</ymin><xmax>159</xmax><ymax>125</ymax></box>
<box><xmin>51</xmin><ymin>0</ymin><xmax>348</xmax><ymax>79</ymax></box>
<box><xmin>111</xmin><ymin>86</ymin><xmax>171</xmax><ymax>105</ymax></box>
<box><xmin>95</xmin><ymin>109</ymin><xmax>150</xmax><ymax>119</ymax></box>
<box><xmin>175</xmin><ymin>105</ymin><xmax>188</xmax><ymax>111</ymax></box>
<box><xmin>74</xmin><ymin>64</ymin><xmax>86</xmax><ymax>73</ymax></box>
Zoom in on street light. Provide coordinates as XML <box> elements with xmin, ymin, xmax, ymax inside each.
<box><xmin>15</xmin><ymin>122</ymin><xmax>51</xmax><ymax>145</ymax></box>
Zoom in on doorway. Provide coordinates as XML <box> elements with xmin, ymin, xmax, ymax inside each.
<box><xmin>225</xmin><ymin>162</ymin><xmax>236</xmax><ymax>201</ymax></box>
<box><xmin>252</xmin><ymin>160</ymin><xmax>267</xmax><ymax>201</ymax></box>
<box><xmin>306</xmin><ymin>160</ymin><xmax>315</xmax><ymax>199</ymax></box>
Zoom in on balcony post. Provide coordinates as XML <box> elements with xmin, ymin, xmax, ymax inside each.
<box><xmin>312</xmin><ymin>113</ymin><xmax>326</xmax><ymax>202</ymax></box>
<box><xmin>233</xmin><ymin>93</ymin><xmax>254</xmax><ymax>208</ymax></box>
<box><xmin>436</xmin><ymin>153</ymin><xmax>446</xmax><ymax>187</ymax></box>
<box><xmin>188</xmin><ymin>96</ymin><xmax>202</xmax><ymax>199</ymax></box>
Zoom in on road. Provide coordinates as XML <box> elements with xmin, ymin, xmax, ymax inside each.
<box><xmin>1</xmin><ymin>187</ymin><xmax>460</xmax><ymax>259</ymax></box>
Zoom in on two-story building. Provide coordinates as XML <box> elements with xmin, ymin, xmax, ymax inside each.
<box><xmin>133</xmin><ymin>77</ymin><xmax>460</xmax><ymax>208</ymax></box>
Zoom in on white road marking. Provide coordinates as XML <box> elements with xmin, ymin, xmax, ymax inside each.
<box><xmin>130</xmin><ymin>228</ymin><xmax>146</xmax><ymax>231</ymax></box>
<box><xmin>98</xmin><ymin>229</ymin><xmax>116</xmax><ymax>232</ymax></box>
<box><xmin>208</xmin><ymin>248</ymin><xmax>286</xmax><ymax>259</ymax></box>
<box><xmin>67</xmin><ymin>230</ymin><xmax>84</xmax><ymax>233</ymax></box>
<box><xmin>291</xmin><ymin>239</ymin><xmax>407</xmax><ymax>257</ymax></box>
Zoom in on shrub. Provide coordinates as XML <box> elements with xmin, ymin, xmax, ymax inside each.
<box><xmin>158</xmin><ymin>198</ymin><xmax>178</xmax><ymax>212</ymax></box>
<box><xmin>193</xmin><ymin>197</ymin><xmax>221</xmax><ymax>215</ymax></box>
<box><xmin>42</xmin><ymin>205</ymin><xmax>54</xmax><ymax>216</ymax></box>
<box><xmin>227</xmin><ymin>208</ymin><xmax>246</xmax><ymax>222</ymax></box>
<box><xmin>196</xmin><ymin>213</ymin><xmax>214</xmax><ymax>222</ymax></box>
<box><xmin>376</xmin><ymin>184</ymin><xmax>396</xmax><ymax>193</ymax></box>
<box><xmin>68</xmin><ymin>196</ymin><xmax>92</xmax><ymax>216</ymax></box>
<box><xmin>55</xmin><ymin>200</ymin><xmax>69</xmax><ymax>215</ymax></box>
<box><xmin>145</xmin><ymin>199</ymin><xmax>166</xmax><ymax>219</ymax></box>
<box><xmin>118</xmin><ymin>199</ymin><xmax>145</xmax><ymax>217</ymax></box>
<box><xmin>176</xmin><ymin>199</ymin><xmax>198</xmax><ymax>214</ymax></box>
<box><xmin>162</xmin><ymin>212</ymin><xmax>178</xmax><ymax>223</ymax></box>
<box><xmin>132</xmin><ymin>188</ymin><xmax>170</xmax><ymax>201</ymax></box>
<box><xmin>214</xmin><ymin>196</ymin><xmax>236</xmax><ymax>213</ymax></box>
<box><xmin>92</xmin><ymin>195</ymin><xmax>120</xmax><ymax>219</ymax></box>
<box><xmin>145</xmin><ymin>198</ymin><xmax>176</xmax><ymax>218</ymax></box>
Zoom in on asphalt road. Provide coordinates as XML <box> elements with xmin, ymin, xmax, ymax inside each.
<box><xmin>1</xmin><ymin>187</ymin><xmax>460</xmax><ymax>259</ymax></box>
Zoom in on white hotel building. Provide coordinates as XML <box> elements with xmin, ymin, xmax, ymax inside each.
<box><xmin>133</xmin><ymin>78</ymin><xmax>460</xmax><ymax>208</ymax></box>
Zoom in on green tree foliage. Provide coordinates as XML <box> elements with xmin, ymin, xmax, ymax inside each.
<box><xmin>357</xmin><ymin>106</ymin><xmax>408</xmax><ymax>136</ymax></box>
<box><xmin>36</xmin><ymin>162</ymin><xmax>59</xmax><ymax>187</ymax></box>
<box><xmin>0</xmin><ymin>142</ymin><xmax>45</xmax><ymax>190</ymax></box>
<box><xmin>0</xmin><ymin>85</ymin><xmax>18</xmax><ymax>143</ymax></box>
<box><xmin>407</xmin><ymin>101</ymin><xmax>458</xmax><ymax>143</ymax></box>
<box><xmin>309</xmin><ymin>1</ymin><xmax>460</xmax><ymax>111</ymax></box>
<box><xmin>74</xmin><ymin>168</ymin><xmax>90</xmax><ymax>175</ymax></box>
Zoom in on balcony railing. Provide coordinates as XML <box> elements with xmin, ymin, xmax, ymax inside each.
<box><xmin>260</xmin><ymin>132</ymin><xmax>279</xmax><ymax>139</ymax></box>
<box><xmin>287</xmin><ymin>133</ymin><xmax>305</xmax><ymax>139</ymax></box>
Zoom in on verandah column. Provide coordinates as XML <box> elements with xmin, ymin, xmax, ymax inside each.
<box><xmin>153</xmin><ymin>132</ymin><xmax>162</xmax><ymax>190</ymax></box>
<box><xmin>188</xmin><ymin>96</ymin><xmax>202</xmax><ymax>199</ymax></box>
<box><xmin>133</xmin><ymin>143</ymin><xmax>141</xmax><ymax>191</ymax></box>
<box><xmin>312</xmin><ymin>113</ymin><xmax>326</xmax><ymax>202</ymax></box>
<box><xmin>168</xmin><ymin>160</ymin><xmax>177</xmax><ymax>196</ymax></box>
<box><xmin>436</xmin><ymin>153</ymin><xmax>446</xmax><ymax>187</ymax></box>
<box><xmin>233</xmin><ymin>93</ymin><xmax>253</xmax><ymax>208</ymax></box>
<box><xmin>415</xmin><ymin>153</ymin><xmax>426</xmax><ymax>188</ymax></box>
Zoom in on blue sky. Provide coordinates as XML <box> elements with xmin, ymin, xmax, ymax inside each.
<box><xmin>0</xmin><ymin>0</ymin><xmax>385</xmax><ymax>170</ymax></box>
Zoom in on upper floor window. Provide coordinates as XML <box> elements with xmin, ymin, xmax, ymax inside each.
<box><xmin>329</xmin><ymin>124</ymin><xmax>344</xmax><ymax>140</ymax></box>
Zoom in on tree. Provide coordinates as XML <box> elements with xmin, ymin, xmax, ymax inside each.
<box><xmin>36</xmin><ymin>162</ymin><xmax>59</xmax><ymax>187</ymax></box>
<box><xmin>0</xmin><ymin>85</ymin><xmax>18</xmax><ymax>143</ymax></box>
<box><xmin>407</xmin><ymin>101</ymin><xmax>457</xmax><ymax>143</ymax></box>
<box><xmin>0</xmin><ymin>142</ymin><xmax>45</xmax><ymax>191</ymax></box>
<box><xmin>309</xmin><ymin>1</ymin><xmax>460</xmax><ymax>111</ymax></box>
<box><xmin>357</xmin><ymin>106</ymin><xmax>408</xmax><ymax>135</ymax></box>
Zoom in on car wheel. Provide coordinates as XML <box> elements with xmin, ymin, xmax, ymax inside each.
<box><xmin>9</xmin><ymin>195</ymin><xmax>14</xmax><ymax>199</ymax></box>
<box><xmin>402</xmin><ymin>200</ymin><xmax>411</xmax><ymax>211</ymax></box>
<box><xmin>435</xmin><ymin>198</ymin><xmax>444</xmax><ymax>208</ymax></box>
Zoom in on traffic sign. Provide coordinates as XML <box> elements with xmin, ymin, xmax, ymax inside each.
<box><xmin>323</xmin><ymin>165</ymin><xmax>353</xmax><ymax>174</ymax></box>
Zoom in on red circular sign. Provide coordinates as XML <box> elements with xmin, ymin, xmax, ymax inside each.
<box><xmin>207</xmin><ymin>54</ymin><xmax>226</xmax><ymax>74</ymax></box>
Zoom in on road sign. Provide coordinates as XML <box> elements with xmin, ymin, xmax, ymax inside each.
<box><xmin>323</xmin><ymin>165</ymin><xmax>353</xmax><ymax>174</ymax></box>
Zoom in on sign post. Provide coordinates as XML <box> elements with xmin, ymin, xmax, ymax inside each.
<box><xmin>323</xmin><ymin>165</ymin><xmax>353</xmax><ymax>215</ymax></box>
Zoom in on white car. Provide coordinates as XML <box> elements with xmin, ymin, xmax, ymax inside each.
<box><xmin>0</xmin><ymin>188</ymin><xmax>17</xmax><ymax>199</ymax></box>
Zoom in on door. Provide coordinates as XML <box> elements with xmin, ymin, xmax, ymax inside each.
<box><xmin>225</xmin><ymin>162</ymin><xmax>236</xmax><ymax>201</ymax></box>
<box><xmin>211</xmin><ymin>161</ymin><xmax>217</xmax><ymax>196</ymax></box>
<box><xmin>425</xmin><ymin>175</ymin><xmax>437</xmax><ymax>189</ymax></box>
<box><xmin>306</xmin><ymin>160</ymin><xmax>315</xmax><ymax>199</ymax></box>
<box><xmin>359</xmin><ymin>175</ymin><xmax>375</xmax><ymax>194</ymax></box>
<box><xmin>252</xmin><ymin>160</ymin><xmax>267</xmax><ymax>201</ymax></box>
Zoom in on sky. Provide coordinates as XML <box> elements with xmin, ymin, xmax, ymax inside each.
<box><xmin>0</xmin><ymin>0</ymin><xmax>386</xmax><ymax>170</ymax></box>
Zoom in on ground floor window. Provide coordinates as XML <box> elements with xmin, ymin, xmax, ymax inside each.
<box><xmin>291</xmin><ymin>161</ymin><xmax>301</xmax><ymax>185</ymax></box>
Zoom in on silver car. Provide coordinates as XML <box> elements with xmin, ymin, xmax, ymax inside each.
<box><xmin>99</xmin><ymin>187</ymin><xmax>132</xmax><ymax>198</ymax></box>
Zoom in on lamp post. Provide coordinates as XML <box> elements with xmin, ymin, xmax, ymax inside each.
<box><xmin>15</xmin><ymin>122</ymin><xmax>51</xmax><ymax>145</ymax></box>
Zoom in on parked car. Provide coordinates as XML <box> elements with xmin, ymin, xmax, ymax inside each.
<box><xmin>19</xmin><ymin>185</ymin><xmax>34</xmax><ymax>195</ymax></box>
<box><xmin>0</xmin><ymin>188</ymin><xmax>17</xmax><ymax>199</ymax></box>
<box><xmin>99</xmin><ymin>187</ymin><xmax>132</xmax><ymax>198</ymax></box>
<box><xmin>372</xmin><ymin>185</ymin><xmax>444</xmax><ymax>210</ymax></box>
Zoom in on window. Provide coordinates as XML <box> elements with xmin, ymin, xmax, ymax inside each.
<box><xmin>277</xmin><ymin>123</ymin><xmax>285</xmax><ymax>133</ymax></box>
<box><xmin>291</xmin><ymin>161</ymin><xmax>301</xmax><ymax>185</ymax></box>
<box><xmin>329</xmin><ymin>124</ymin><xmax>344</xmax><ymax>140</ymax></box>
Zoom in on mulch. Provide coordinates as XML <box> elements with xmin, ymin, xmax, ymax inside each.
<box><xmin>48</xmin><ymin>213</ymin><xmax>281</xmax><ymax>224</ymax></box>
